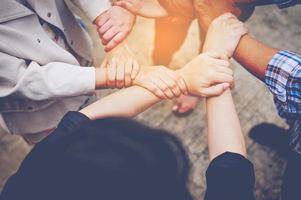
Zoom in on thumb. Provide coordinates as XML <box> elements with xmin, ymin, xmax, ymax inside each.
<box><xmin>114</xmin><ymin>1</ymin><xmax>131</xmax><ymax>9</ymax></box>
<box><xmin>200</xmin><ymin>83</ymin><xmax>230</xmax><ymax>97</ymax></box>
<box><xmin>205</xmin><ymin>51</ymin><xmax>229</xmax><ymax>60</ymax></box>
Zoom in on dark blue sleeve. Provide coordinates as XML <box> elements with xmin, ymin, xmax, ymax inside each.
<box><xmin>0</xmin><ymin>111</ymin><xmax>91</xmax><ymax>200</ymax></box>
<box><xmin>204</xmin><ymin>152</ymin><xmax>255</xmax><ymax>200</ymax></box>
<box><xmin>45</xmin><ymin>111</ymin><xmax>91</xmax><ymax>143</ymax></box>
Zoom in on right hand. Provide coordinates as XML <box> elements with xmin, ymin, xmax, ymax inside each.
<box><xmin>101</xmin><ymin>55</ymin><xmax>139</xmax><ymax>89</ymax></box>
<box><xmin>113</xmin><ymin>0</ymin><xmax>168</xmax><ymax>18</ymax></box>
<box><xmin>203</xmin><ymin>13</ymin><xmax>248</xmax><ymax>58</ymax></box>
<box><xmin>133</xmin><ymin>66</ymin><xmax>188</xmax><ymax>99</ymax></box>
<box><xmin>95</xmin><ymin>6</ymin><xmax>136</xmax><ymax>52</ymax></box>
<box><xmin>177</xmin><ymin>52</ymin><xmax>234</xmax><ymax>97</ymax></box>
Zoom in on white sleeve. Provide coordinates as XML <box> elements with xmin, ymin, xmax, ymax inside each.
<box><xmin>71</xmin><ymin>0</ymin><xmax>112</xmax><ymax>21</ymax></box>
<box><xmin>0</xmin><ymin>52</ymin><xmax>96</xmax><ymax>101</ymax></box>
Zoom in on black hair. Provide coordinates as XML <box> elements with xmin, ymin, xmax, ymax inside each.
<box><xmin>2</xmin><ymin>118</ymin><xmax>192</xmax><ymax>200</ymax></box>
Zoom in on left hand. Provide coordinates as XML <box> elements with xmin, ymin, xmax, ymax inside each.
<box><xmin>95</xmin><ymin>6</ymin><xmax>136</xmax><ymax>52</ymax></box>
<box><xmin>203</xmin><ymin>13</ymin><xmax>248</xmax><ymax>58</ymax></box>
<box><xmin>101</xmin><ymin>53</ymin><xmax>140</xmax><ymax>89</ymax></box>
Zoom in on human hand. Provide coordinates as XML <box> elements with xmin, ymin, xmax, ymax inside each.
<box><xmin>133</xmin><ymin>66</ymin><xmax>188</xmax><ymax>99</ymax></box>
<box><xmin>177</xmin><ymin>52</ymin><xmax>234</xmax><ymax>97</ymax></box>
<box><xmin>101</xmin><ymin>53</ymin><xmax>139</xmax><ymax>89</ymax></box>
<box><xmin>114</xmin><ymin>0</ymin><xmax>168</xmax><ymax>18</ymax></box>
<box><xmin>203</xmin><ymin>13</ymin><xmax>248</xmax><ymax>58</ymax></box>
<box><xmin>95</xmin><ymin>6</ymin><xmax>136</xmax><ymax>52</ymax></box>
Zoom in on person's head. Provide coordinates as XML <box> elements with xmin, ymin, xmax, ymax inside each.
<box><xmin>2</xmin><ymin>118</ymin><xmax>192</xmax><ymax>200</ymax></box>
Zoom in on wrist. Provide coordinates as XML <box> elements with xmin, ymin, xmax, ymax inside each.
<box><xmin>95</xmin><ymin>68</ymin><xmax>107</xmax><ymax>89</ymax></box>
<box><xmin>175</xmin><ymin>69</ymin><xmax>189</xmax><ymax>89</ymax></box>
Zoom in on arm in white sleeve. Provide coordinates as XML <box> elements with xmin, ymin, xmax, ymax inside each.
<box><xmin>0</xmin><ymin>52</ymin><xmax>95</xmax><ymax>101</ymax></box>
<box><xmin>70</xmin><ymin>0</ymin><xmax>112</xmax><ymax>22</ymax></box>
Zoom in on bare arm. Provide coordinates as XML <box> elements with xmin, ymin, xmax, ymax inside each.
<box><xmin>79</xmin><ymin>86</ymin><xmax>160</xmax><ymax>120</ymax></box>
<box><xmin>80</xmin><ymin>51</ymin><xmax>234</xmax><ymax>119</ymax></box>
<box><xmin>206</xmin><ymin>89</ymin><xmax>246</xmax><ymax>160</ymax></box>
<box><xmin>234</xmin><ymin>35</ymin><xmax>278</xmax><ymax>81</ymax></box>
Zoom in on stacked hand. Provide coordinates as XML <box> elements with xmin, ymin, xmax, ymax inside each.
<box><xmin>101</xmin><ymin>43</ymin><xmax>139</xmax><ymax>88</ymax></box>
<box><xmin>96</xmin><ymin>9</ymin><xmax>247</xmax><ymax>99</ymax></box>
<box><xmin>203</xmin><ymin>13</ymin><xmax>248</xmax><ymax>58</ymax></box>
<box><xmin>95</xmin><ymin>6</ymin><xmax>136</xmax><ymax>52</ymax></box>
<box><xmin>133</xmin><ymin>66</ymin><xmax>188</xmax><ymax>99</ymax></box>
<box><xmin>177</xmin><ymin>52</ymin><xmax>233</xmax><ymax>97</ymax></box>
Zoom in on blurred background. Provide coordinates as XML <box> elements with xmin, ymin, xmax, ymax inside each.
<box><xmin>0</xmin><ymin>3</ymin><xmax>300</xmax><ymax>200</ymax></box>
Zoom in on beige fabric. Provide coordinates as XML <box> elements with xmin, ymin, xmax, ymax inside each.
<box><xmin>0</xmin><ymin>0</ymin><xmax>109</xmax><ymax>134</ymax></box>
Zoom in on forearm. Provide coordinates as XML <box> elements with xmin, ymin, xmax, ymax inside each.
<box><xmin>233</xmin><ymin>35</ymin><xmax>278</xmax><ymax>81</ymax></box>
<box><xmin>79</xmin><ymin>86</ymin><xmax>160</xmax><ymax>120</ymax></box>
<box><xmin>0</xmin><ymin>59</ymin><xmax>96</xmax><ymax>100</ymax></box>
<box><xmin>206</xmin><ymin>89</ymin><xmax>246</xmax><ymax>160</ymax></box>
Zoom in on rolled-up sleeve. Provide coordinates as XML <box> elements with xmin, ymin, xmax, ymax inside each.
<box><xmin>71</xmin><ymin>0</ymin><xmax>112</xmax><ymax>22</ymax></box>
<box><xmin>0</xmin><ymin>52</ymin><xmax>96</xmax><ymax>101</ymax></box>
<box><xmin>265</xmin><ymin>50</ymin><xmax>301</xmax><ymax>119</ymax></box>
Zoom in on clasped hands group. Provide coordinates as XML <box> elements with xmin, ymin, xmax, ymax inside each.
<box><xmin>94</xmin><ymin>11</ymin><xmax>247</xmax><ymax>101</ymax></box>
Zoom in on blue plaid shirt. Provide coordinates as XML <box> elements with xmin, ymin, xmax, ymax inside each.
<box><xmin>265</xmin><ymin>51</ymin><xmax>301</xmax><ymax>155</ymax></box>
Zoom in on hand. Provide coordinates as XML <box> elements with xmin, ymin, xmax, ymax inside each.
<box><xmin>133</xmin><ymin>66</ymin><xmax>188</xmax><ymax>99</ymax></box>
<box><xmin>95</xmin><ymin>6</ymin><xmax>136</xmax><ymax>52</ymax></box>
<box><xmin>114</xmin><ymin>0</ymin><xmax>168</xmax><ymax>18</ymax></box>
<box><xmin>203</xmin><ymin>13</ymin><xmax>248</xmax><ymax>58</ymax></box>
<box><xmin>177</xmin><ymin>52</ymin><xmax>234</xmax><ymax>97</ymax></box>
<box><xmin>101</xmin><ymin>55</ymin><xmax>139</xmax><ymax>89</ymax></box>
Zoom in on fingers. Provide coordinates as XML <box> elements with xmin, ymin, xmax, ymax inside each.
<box><xmin>232</xmin><ymin>23</ymin><xmax>248</xmax><ymax>36</ymax></box>
<box><xmin>95</xmin><ymin>12</ymin><xmax>110</xmax><ymax>27</ymax></box>
<box><xmin>215</xmin><ymin>66</ymin><xmax>233</xmax><ymax>76</ymax></box>
<box><xmin>102</xmin><ymin>27</ymin><xmax>119</xmax><ymax>45</ymax></box>
<box><xmin>105</xmin><ymin>31</ymin><xmax>128</xmax><ymax>52</ymax></box>
<box><xmin>142</xmin><ymin>81</ymin><xmax>166</xmax><ymax>99</ymax></box>
<box><xmin>205</xmin><ymin>51</ymin><xmax>228</xmax><ymax>60</ymax></box>
<box><xmin>95</xmin><ymin>6</ymin><xmax>135</xmax><ymax>52</ymax></box>
<box><xmin>217</xmin><ymin>12</ymin><xmax>236</xmax><ymax>21</ymax></box>
<box><xmin>149</xmin><ymin>76</ymin><xmax>174</xmax><ymax>99</ymax></box>
<box><xmin>124</xmin><ymin>59</ymin><xmax>133</xmax><ymax>87</ymax></box>
<box><xmin>100</xmin><ymin>57</ymin><xmax>108</xmax><ymax>68</ymax></box>
<box><xmin>131</xmin><ymin>60</ymin><xmax>140</xmax><ymax>79</ymax></box>
<box><xmin>114</xmin><ymin>1</ymin><xmax>132</xmax><ymax>10</ymax></box>
<box><xmin>106</xmin><ymin>58</ymin><xmax>117</xmax><ymax>88</ymax></box>
<box><xmin>164</xmin><ymin>70</ymin><xmax>188</xmax><ymax>96</ymax></box>
<box><xmin>200</xmin><ymin>83</ymin><xmax>230</xmax><ymax>97</ymax></box>
<box><xmin>210</xmin><ymin>72</ymin><xmax>234</xmax><ymax>85</ymax></box>
<box><xmin>98</xmin><ymin>20</ymin><xmax>113</xmax><ymax>36</ymax></box>
<box><xmin>116</xmin><ymin>59</ymin><xmax>125</xmax><ymax>89</ymax></box>
<box><xmin>159</xmin><ymin>72</ymin><xmax>181</xmax><ymax>98</ymax></box>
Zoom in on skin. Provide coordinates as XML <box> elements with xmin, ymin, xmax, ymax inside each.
<box><xmin>114</xmin><ymin>0</ymin><xmax>252</xmax><ymax>114</ymax></box>
<box><xmin>206</xmin><ymin>89</ymin><xmax>246</xmax><ymax>160</ymax></box>
<box><xmin>95</xmin><ymin>52</ymin><xmax>234</xmax><ymax>98</ymax></box>
<box><xmin>113</xmin><ymin>0</ymin><xmax>277</xmax><ymax>81</ymax></box>
<box><xmin>82</xmin><ymin>10</ymin><xmax>248</xmax><ymax>161</ymax></box>
<box><xmin>94</xmin><ymin>6</ymin><xmax>136</xmax><ymax>52</ymax></box>
<box><xmin>193</xmin><ymin>0</ymin><xmax>279</xmax><ymax>81</ymax></box>
<box><xmin>234</xmin><ymin>35</ymin><xmax>278</xmax><ymax>80</ymax></box>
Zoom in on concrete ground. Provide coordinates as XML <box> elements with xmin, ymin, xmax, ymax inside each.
<box><xmin>0</xmin><ymin>4</ymin><xmax>300</xmax><ymax>200</ymax></box>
